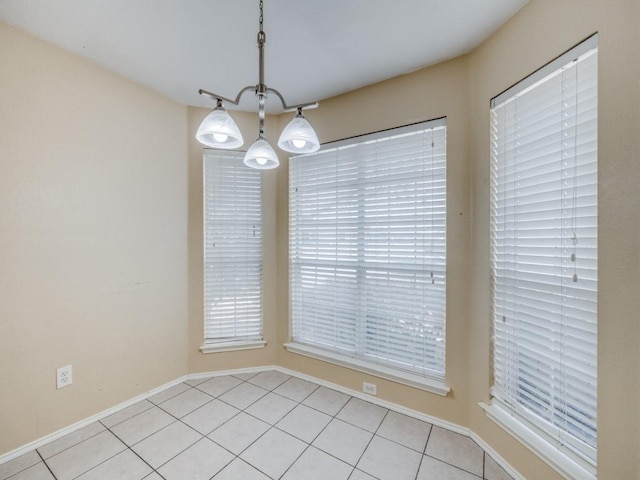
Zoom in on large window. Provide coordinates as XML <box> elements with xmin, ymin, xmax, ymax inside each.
<box><xmin>488</xmin><ymin>35</ymin><xmax>598</xmax><ymax>478</ymax></box>
<box><xmin>202</xmin><ymin>150</ymin><xmax>264</xmax><ymax>352</ymax></box>
<box><xmin>288</xmin><ymin>119</ymin><xmax>447</xmax><ymax>393</ymax></box>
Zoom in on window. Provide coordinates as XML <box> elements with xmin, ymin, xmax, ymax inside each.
<box><xmin>202</xmin><ymin>150</ymin><xmax>264</xmax><ymax>352</ymax></box>
<box><xmin>287</xmin><ymin>119</ymin><xmax>447</xmax><ymax>394</ymax></box>
<box><xmin>488</xmin><ymin>35</ymin><xmax>598</xmax><ymax>478</ymax></box>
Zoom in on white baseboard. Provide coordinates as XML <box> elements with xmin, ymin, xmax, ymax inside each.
<box><xmin>0</xmin><ymin>365</ymin><xmax>523</xmax><ymax>480</ymax></box>
<box><xmin>0</xmin><ymin>375</ymin><xmax>188</xmax><ymax>465</ymax></box>
<box><xmin>470</xmin><ymin>431</ymin><xmax>527</xmax><ymax>480</ymax></box>
<box><xmin>187</xmin><ymin>365</ymin><xmax>275</xmax><ymax>382</ymax></box>
<box><xmin>275</xmin><ymin>366</ymin><xmax>522</xmax><ymax>479</ymax></box>
<box><xmin>273</xmin><ymin>366</ymin><xmax>468</xmax><ymax>436</ymax></box>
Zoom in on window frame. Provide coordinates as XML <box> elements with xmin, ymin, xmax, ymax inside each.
<box><xmin>200</xmin><ymin>149</ymin><xmax>266</xmax><ymax>354</ymax></box>
<box><xmin>483</xmin><ymin>34</ymin><xmax>598</xmax><ymax>479</ymax></box>
<box><xmin>286</xmin><ymin>119</ymin><xmax>449</xmax><ymax>396</ymax></box>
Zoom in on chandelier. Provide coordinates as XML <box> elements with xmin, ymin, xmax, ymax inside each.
<box><xmin>195</xmin><ymin>0</ymin><xmax>320</xmax><ymax>169</ymax></box>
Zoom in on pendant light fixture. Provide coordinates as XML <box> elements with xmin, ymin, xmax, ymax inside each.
<box><xmin>196</xmin><ymin>0</ymin><xmax>320</xmax><ymax>169</ymax></box>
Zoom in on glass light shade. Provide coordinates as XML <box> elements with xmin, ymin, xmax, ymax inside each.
<box><xmin>243</xmin><ymin>138</ymin><xmax>279</xmax><ymax>169</ymax></box>
<box><xmin>196</xmin><ymin>107</ymin><xmax>244</xmax><ymax>149</ymax></box>
<box><xmin>277</xmin><ymin>114</ymin><xmax>320</xmax><ymax>154</ymax></box>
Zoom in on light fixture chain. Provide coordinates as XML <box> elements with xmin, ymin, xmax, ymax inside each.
<box><xmin>257</xmin><ymin>0</ymin><xmax>266</xmax><ymax>92</ymax></box>
<box><xmin>259</xmin><ymin>0</ymin><xmax>264</xmax><ymax>32</ymax></box>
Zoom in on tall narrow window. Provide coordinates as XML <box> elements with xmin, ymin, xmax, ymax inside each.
<box><xmin>488</xmin><ymin>35</ymin><xmax>598</xmax><ymax>477</ymax></box>
<box><xmin>202</xmin><ymin>150</ymin><xmax>264</xmax><ymax>352</ymax></box>
<box><xmin>288</xmin><ymin>119</ymin><xmax>447</xmax><ymax>394</ymax></box>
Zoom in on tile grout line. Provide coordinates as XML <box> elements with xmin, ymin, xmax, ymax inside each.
<box><xmin>6</xmin><ymin>371</ymin><xmax>507</xmax><ymax>480</ymax></box>
<box><xmin>270</xmin><ymin>422</ymin><xmax>354</xmax><ymax>475</ymax></box>
<box><xmin>102</xmin><ymin>379</ymin><xmax>218</xmax><ymax>453</ymax></box>
<box><xmin>262</xmin><ymin>377</ymin><xmax>322</xmax><ymax>479</ymax></box>
<box><xmin>35</xmin><ymin>449</ymin><xmax>57</xmax><ymax>480</ymax></box>
<box><xmin>274</xmin><ymin>388</ymin><xmax>356</xmax><ymax>480</ymax></box>
<box><xmin>422</xmin><ymin>426</ymin><xmax>486</xmax><ymax>479</ymax></box>
<box><xmin>35</xmin><ymin>425</ymin><xmax>106</xmax><ymax>467</ymax></box>
<box><xmin>412</xmin><ymin>423</ymin><xmax>434</xmax><ymax>480</ymax></box>
<box><xmin>274</xmin><ymin>388</ymin><xmax>437</xmax><ymax>479</ymax></box>
<box><xmin>210</xmin><ymin>375</ymin><xmax>351</xmax><ymax>479</ymax></box>
<box><xmin>99</xmin><ymin>423</ymin><xmax>165</xmax><ymax>480</ymax></box>
<box><xmin>100</xmin><ymin>408</ymin><xmax>176</xmax><ymax>451</ymax></box>
<box><xmin>191</xmin><ymin>376</ymin><xmax>245</xmax><ymax>398</ymax></box>
<box><xmin>54</xmin><ymin>432</ymin><xmax>130</xmax><ymax>480</ymax></box>
<box><xmin>1</xmin><ymin>452</ymin><xmax>48</xmax><ymax>480</ymax></box>
<box><xmin>483</xmin><ymin>451</ymin><xmax>486</xmax><ymax>479</ymax></box>
<box><xmin>122</xmin><ymin>392</ymin><xmax>231</xmax><ymax>478</ymax></box>
<box><xmin>99</xmin><ymin>382</ymin><xmax>198</xmax><ymax>435</ymax></box>
<box><xmin>347</xmin><ymin>402</ymin><xmax>390</xmax><ymax>479</ymax></box>
<box><xmin>333</xmin><ymin>399</ymin><xmax>459</xmax><ymax>480</ymax></box>
<box><xmin>26</xmin><ymin>375</ymin><xmax>232</xmax><ymax>479</ymax></box>
<box><xmin>100</xmin><ymin>400</ymin><xmax>155</xmax><ymax>430</ymax></box>
<box><xmin>147</xmin><ymin>382</ymin><xmax>196</xmax><ymax>406</ymax></box>
<box><xmin>210</xmin><ymin>380</ymin><xmax>270</xmax><ymax>413</ymax></box>
<box><xmin>185</xmin><ymin>377</ymin><xmax>269</xmax><ymax>459</ymax></box>
<box><xmin>106</xmin><ymin>391</ymin><xmax>233</xmax><ymax>480</ymax></box>
<box><xmin>421</xmin><ymin>452</ymin><xmax>484</xmax><ymax>479</ymax></box>
<box><xmin>204</xmin><ymin>377</ymin><xmax>292</xmax><ymax>479</ymax></box>
<box><xmin>166</xmin><ymin>396</ymin><xmax>251</xmax><ymax>477</ymax></box>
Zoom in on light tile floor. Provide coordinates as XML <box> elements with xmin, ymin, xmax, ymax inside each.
<box><xmin>0</xmin><ymin>371</ymin><xmax>515</xmax><ymax>480</ymax></box>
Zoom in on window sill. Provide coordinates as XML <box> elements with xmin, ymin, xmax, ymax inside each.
<box><xmin>284</xmin><ymin>342</ymin><xmax>450</xmax><ymax>397</ymax></box>
<box><xmin>200</xmin><ymin>340</ymin><xmax>267</xmax><ymax>354</ymax></box>
<box><xmin>480</xmin><ymin>401</ymin><xmax>596</xmax><ymax>480</ymax></box>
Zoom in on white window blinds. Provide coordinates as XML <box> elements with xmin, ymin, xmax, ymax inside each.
<box><xmin>289</xmin><ymin>119</ymin><xmax>446</xmax><ymax>380</ymax></box>
<box><xmin>490</xmin><ymin>35</ymin><xmax>598</xmax><ymax>471</ymax></box>
<box><xmin>203</xmin><ymin>150</ymin><xmax>263</xmax><ymax>346</ymax></box>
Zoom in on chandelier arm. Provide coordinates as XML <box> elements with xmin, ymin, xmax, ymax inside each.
<box><xmin>266</xmin><ymin>87</ymin><xmax>319</xmax><ymax>112</ymax></box>
<box><xmin>199</xmin><ymin>86</ymin><xmax>256</xmax><ymax>106</ymax></box>
<box><xmin>195</xmin><ymin>0</ymin><xmax>320</xmax><ymax>166</ymax></box>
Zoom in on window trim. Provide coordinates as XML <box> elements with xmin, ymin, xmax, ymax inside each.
<box><xmin>481</xmin><ymin>401</ymin><xmax>595</xmax><ymax>480</ymax></box>
<box><xmin>284</xmin><ymin>342</ymin><xmax>450</xmax><ymax>396</ymax></box>
<box><xmin>200</xmin><ymin>339</ymin><xmax>266</xmax><ymax>354</ymax></box>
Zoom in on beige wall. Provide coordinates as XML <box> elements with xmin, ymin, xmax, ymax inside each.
<box><xmin>0</xmin><ymin>23</ymin><xmax>189</xmax><ymax>454</ymax></box>
<box><xmin>274</xmin><ymin>57</ymin><xmax>473</xmax><ymax>425</ymax></box>
<box><xmin>2</xmin><ymin>1</ymin><xmax>639</xmax><ymax>478</ymax></box>
<box><xmin>468</xmin><ymin>1</ymin><xmax>640</xmax><ymax>479</ymax></box>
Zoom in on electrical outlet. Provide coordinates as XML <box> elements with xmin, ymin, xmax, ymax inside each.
<box><xmin>57</xmin><ymin>365</ymin><xmax>72</xmax><ymax>389</ymax></box>
<box><xmin>363</xmin><ymin>382</ymin><xmax>377</xmax><ymax>396</ymax></box>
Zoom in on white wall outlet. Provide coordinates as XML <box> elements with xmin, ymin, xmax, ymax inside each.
<box><xmin>363</xmin><ymin>382</ymin><xmax>377</xmax><ymax>396</ymax></box>
<box><xmin>56</xmin><ymin>365</ymin><xmax>72</xmax><ymax>389</ymax></box>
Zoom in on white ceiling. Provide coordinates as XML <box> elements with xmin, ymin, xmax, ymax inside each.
<box><xmin>0</xmin><ymin>0</ymin><xmax>527</xmax><ymax>112</ymax></box>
